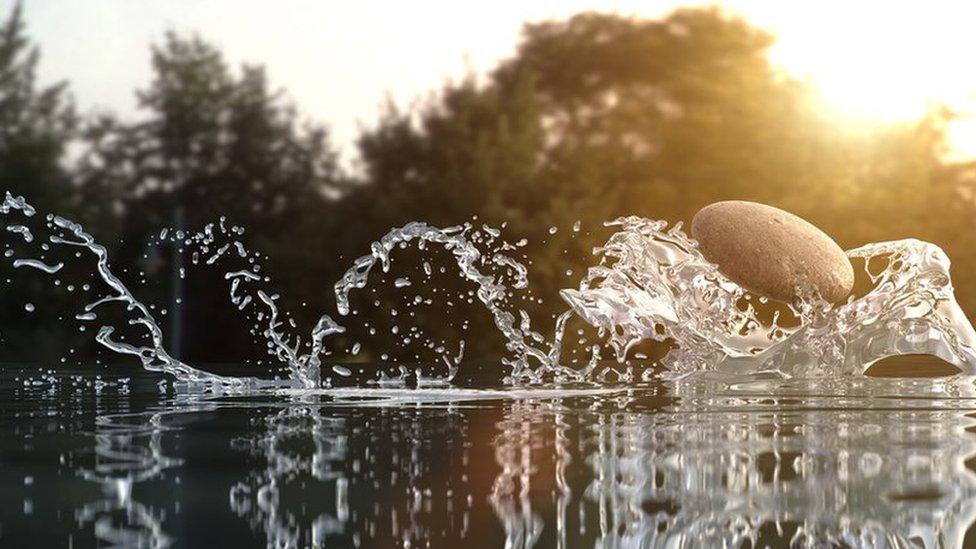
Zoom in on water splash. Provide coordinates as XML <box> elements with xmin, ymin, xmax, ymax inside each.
<box><xmin>4</xmin><ymin>190</ymin><xmax>976</xmax><ymax>386</ymax></box>
<box><xmin>333</xmin><ymin>221</ymin><xmax>588</xmax><ymax>384</ymax></box>
<box><xmin>49</xmin><ymin>214</ymin><xmax>251</xmax><ymax>386</ymax></box>
<box><xmin>148</xmin><ymin>215</ymin><xmax>345</xmax><ymax>388</ymax></box>
<box><xmin>2</xmin><ymin>193</ymin><xmax>269</xmax><ymax>388</ymax></box>
<box><xmin>562</xmin><ymin>217</ymin><xmax>976</xmax><ymax>379</ymax></box>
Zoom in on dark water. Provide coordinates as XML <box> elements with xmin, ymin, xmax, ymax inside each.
<box><xmin>3</xmin><ymin>366</ymin><xmax>976</xmax><ymax>548</ymax></box>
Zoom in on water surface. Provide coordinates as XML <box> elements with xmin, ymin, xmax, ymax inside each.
<box><xmin>3</xmin><ymin>365</ymin><xmax>976</xmax><ymax>548</ymax></box>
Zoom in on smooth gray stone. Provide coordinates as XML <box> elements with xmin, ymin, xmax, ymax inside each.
<box><xmin>691</xmin><ymin>201</ymin><xmax>854</xmax><ymax>304</ymax></box>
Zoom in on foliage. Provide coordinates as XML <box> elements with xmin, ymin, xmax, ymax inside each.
<box><xmin>0</xmin><ymin>2</ymin><xmax>79</xmax><ymax>362</ymax></box>
<box><xmin>73</xmin><ymin>32</ymin><xmax>343</xmax><ymax>363</ymax></box>
<box><xmin>0</xmin><ymin>2</ymin><xmax>75</xmax><ymax>210</ymax></box>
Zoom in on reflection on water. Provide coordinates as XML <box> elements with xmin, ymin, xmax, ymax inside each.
<box><xmin>489</xmin><ymin>392</ymin><xmax>976</xmax><ymax>547</ymax></box>
<box><xmin>3</xmin><ymin>369</ymin><xmax>976</xmax><ymax>547</ymax></box>
<box><xmin>229</xmin><ymin>404</ymin><xmax>350</xmax><ymax>547</ymax></box>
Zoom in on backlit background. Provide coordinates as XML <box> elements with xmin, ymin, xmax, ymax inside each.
<box><xmin>3</xmin><ymin>0</ymin><xmax>975</xmax><ymax>371</ymax></box>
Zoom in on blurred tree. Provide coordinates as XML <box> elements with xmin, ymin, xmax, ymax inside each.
<box><xmin>0</xmin><ymin>1</ymin><xmax>80</xmax><ymax>363</ymax></box>
<box><xmin>499</xmin><ymin>9</ymin><xmax>962</xmax><ymax>241</ymax></box>
<box><xmin>75</xmin><ymin>32</ymin><xmax>344</xmax><ymax>365</ymax></box>
<box><xmin>0</xmin><ymin>1</ymin><xmax>75</xmax><ymax>210</ymax></box>
<box><xmin>77</xmin><ymin>32</ymin><xmax>340</xmax><ymax>230</ymax></box>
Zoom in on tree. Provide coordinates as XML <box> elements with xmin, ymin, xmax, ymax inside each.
<box><xmin>78</xmin><ymin>32</ymin><xmax>340</xmax><ymax>229</ymax></box>
<box><xmin>499</xmin><ymin>9</ymin><xmax>957</xmax><ymax>235</ymax></box>
<box><xmin>75</xmin><ymin>32</ymin><xmax>344</xmax><ymax>365</ymax></box>
<box><xmin>0</xmin><ymin>1</ymin><xmax>75</xmax><ymax>211</ymax></box>
<box><xmin>0</xmin><ymin>2</ymin><xmax>79</xmax><ymax>363</ymax></box>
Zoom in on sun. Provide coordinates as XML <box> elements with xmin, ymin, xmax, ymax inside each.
<box><xmin>718</xmin><ymin>0</ymin><xmax>976</xmax><ymax>159</ymax></box>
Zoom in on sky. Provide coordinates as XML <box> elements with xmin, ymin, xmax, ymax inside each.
<box><xmin>20</xmin><ymin>0</ymin><xmax>976</xmax><ymax>162</ymax></box>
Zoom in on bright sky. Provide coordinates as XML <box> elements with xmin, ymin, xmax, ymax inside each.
<box><xmin>21</xmin><ymin>0</ymin><xmax>976</xmax><ymax>162</ymax></box>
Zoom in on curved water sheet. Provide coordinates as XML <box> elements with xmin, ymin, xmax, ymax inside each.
<box><xmin>562</xmin><ymin>216</ymin><xmax>976</xmax><ymax>379</ymax></box>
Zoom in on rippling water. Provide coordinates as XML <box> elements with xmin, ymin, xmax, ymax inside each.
<box><xmin>3</xmin><ymin>365</ymin><xmax>976</xmax><ymax>548</ymax></box>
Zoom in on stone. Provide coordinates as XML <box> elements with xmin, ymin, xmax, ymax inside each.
<box><xmin>690</xmin><ymin>201</ymin><xmax>854</xmax><ymax>304</ymax></box>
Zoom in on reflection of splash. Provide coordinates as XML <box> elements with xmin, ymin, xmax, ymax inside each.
<box><xmin>82</xmin><ymin>411</ymin><xmax>185</xmax><ymax>485</ymax></box>
<box><xmin>227</xmin><ymin>399</ymin><xmax>479</xmax><ymax>547</ymax></box>
<box><xmin>228</xmin><ymin>404</ymin><xmax>350</xmax><ymax>547</ymax></box>
<box><xmin>625</xmin><ymin>408</ymin><xmax>976</xmax><ymax>546</ymax></box>
<box><xmin>489</xmin><ymin>401</ymin><xmax>571</xmax><ymax>548</ymax></box>
<box><xmin>75</xmin><ymin>491</ymin><xmax>172</xmax><ymax>549</ymax></box>
<box><xmin>76</xmin><ymin>406</ymin><xmax>199</xmax><ymax>548</ymax></box>
<box><xmin>43</xmin><ymin>377</ymin><xmax>976</xmax><ymax>547</ymax></box>
<box><xmin>563</xmin><ymin>217</ymin><xmax>976</xmax><ymax>378</ymax></box>
<box><xmin>490</xmin><ymin>382</ymin><xmax>976</xmax><ymax>547</ymax></box>
<box><xmin>74</xmin><ymin>391</ymin><xmax>251</xmax><ymax>548</ymax></box>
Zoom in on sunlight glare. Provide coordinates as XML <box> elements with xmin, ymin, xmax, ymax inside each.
<box><xmin>722</xmin><ymin>0</ymin><xmax>976</xmax><ymax>158</ymax></box>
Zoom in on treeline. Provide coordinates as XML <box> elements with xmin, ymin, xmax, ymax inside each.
<box><xmin>2</xmin><ymin>3</ymin><xmax>974</xmax><ymax>369</ymax></box>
